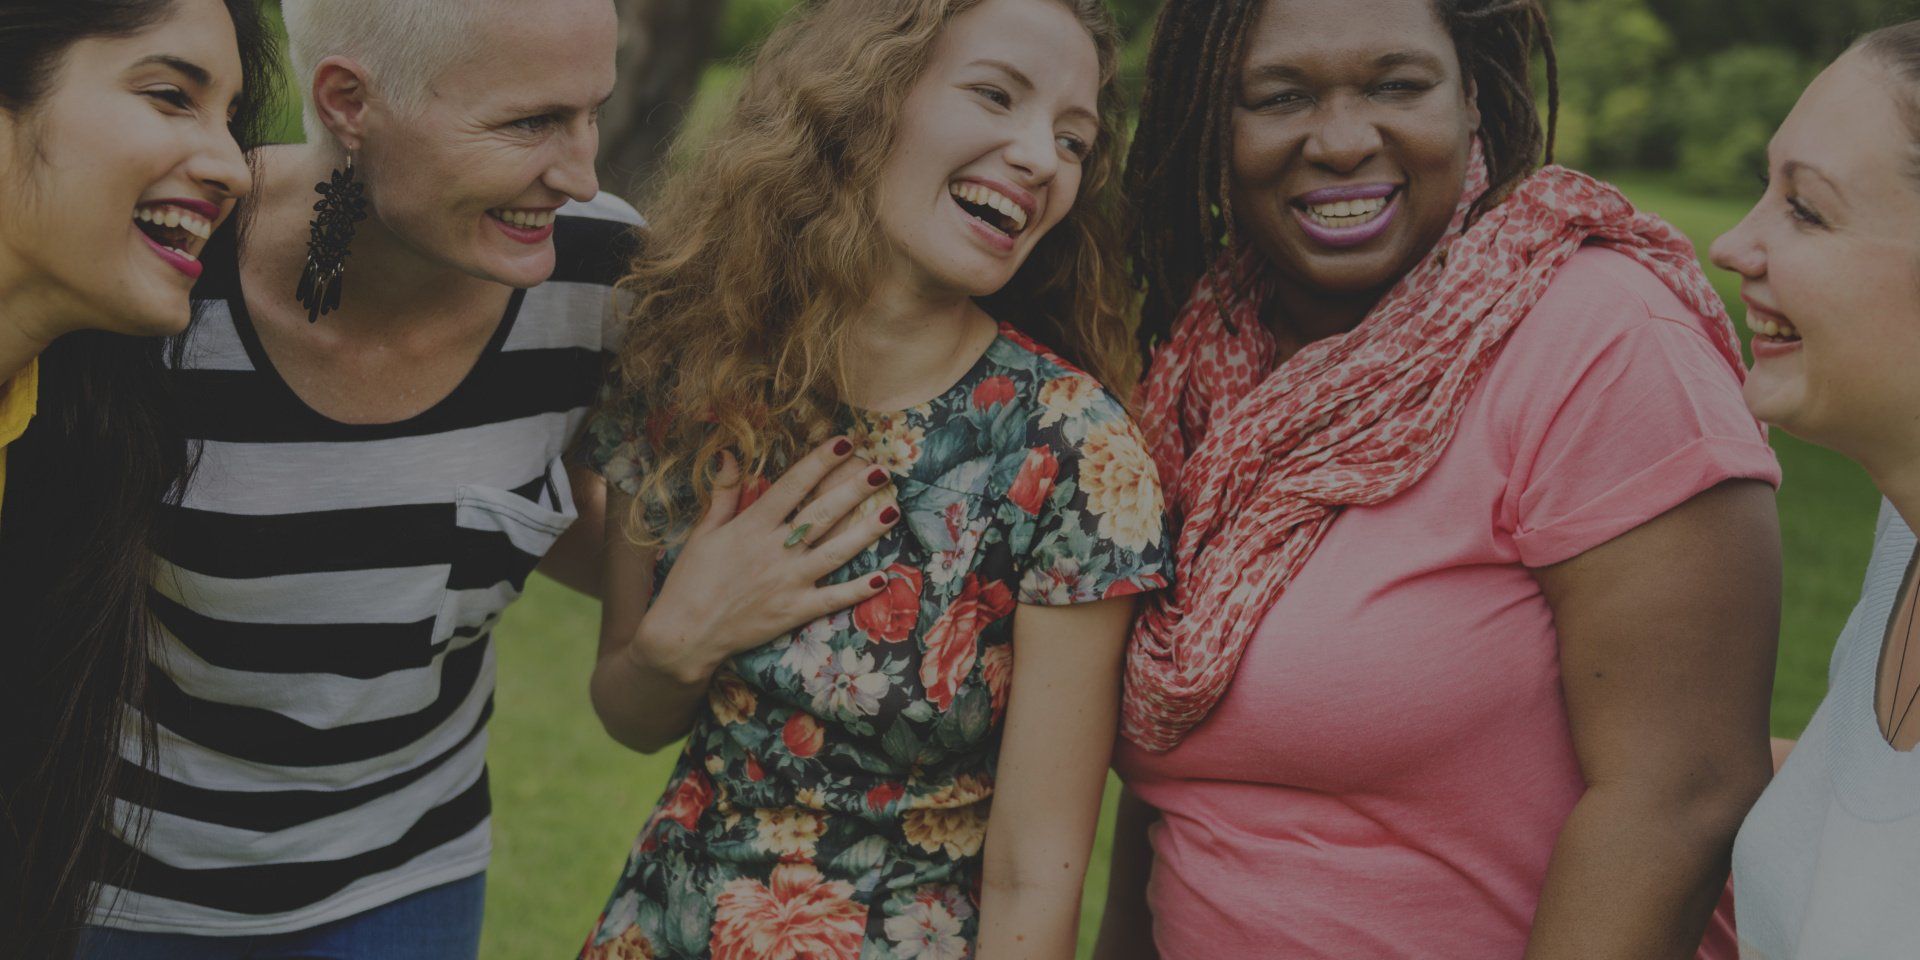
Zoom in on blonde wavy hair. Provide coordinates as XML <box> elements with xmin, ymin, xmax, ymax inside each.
<box><xmin>610</xmin><ymin>0</ymin><xmax>1136</xmax><ymax>544</ymax></box>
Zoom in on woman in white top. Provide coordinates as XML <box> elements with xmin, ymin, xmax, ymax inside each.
<box><xmin>1710</xmin><ymin>19</ymin><xmax>1920</xmax><ymax>959</ymax></box>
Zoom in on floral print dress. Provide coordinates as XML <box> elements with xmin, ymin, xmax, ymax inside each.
<box><xmin>579</xmin><ymin>324</ymin><xmax>1171</xmax><ymax>960</ymax></box>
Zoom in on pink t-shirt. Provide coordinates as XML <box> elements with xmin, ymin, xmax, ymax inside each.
<box><xmin>1114</xmin><ymin>247</ymin><xmax>1781</xmax><ymax>960</ymax></box>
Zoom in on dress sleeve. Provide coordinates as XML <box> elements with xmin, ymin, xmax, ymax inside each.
<box><xmin>1016</xmin><ymin>378</ymin><xmax>1172</xmax><ymax>606</ymax></box>
<box><xmin>1507</xmin><ymin>310</ymin><xmax>1780</xmax><ymax>568</ymax></box>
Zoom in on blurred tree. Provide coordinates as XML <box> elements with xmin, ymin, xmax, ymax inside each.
<box><xmin>1645</xmin><ymin>0</ymin><xmax>1918</xmax><ymax>59</ymax></box>
<box><xmin>1548</xmin><ymin>0</ymin><xmax>1674</xmax><ymax>171</ymax></box>
<box><xmin>598</xmin><ymin>0</ymin><xmax>729</xmax><ymax>198</ymax></box>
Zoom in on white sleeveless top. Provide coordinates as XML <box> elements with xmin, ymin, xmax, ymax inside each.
<box><xmin>1732</xmin><ymin>499</ymin><xmax>1920</xmax><ymax>958</ymax></box>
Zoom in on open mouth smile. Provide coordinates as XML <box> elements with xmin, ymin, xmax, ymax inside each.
<box><xmin>1744</xmin><ymin>299</ymin><xmax>1802</xmax><ymax>359</ymax></box>
<box><xmin>1291</xmin><ymin>184</ymin><xmax>1401</xmax><ymax>249</ymax></box>
<box><xmin>949</xmin><ymin>179</ymin><xmax>1034</xmax><ymax>251</ymax></box>
<box><xmin>133</xmin><ymin>198</ymin><xmax>218</xmax><ymax>280</ymax></box>
<box><xmin>487</xmin><ymin>207</ymin><xmax>559</xmax><ymax>244</ymax></box>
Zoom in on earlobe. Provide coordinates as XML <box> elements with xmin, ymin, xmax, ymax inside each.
<box><xmin>311</xmin><ymin>56</ymin><xmax>372</xmax><ymax>150</ymax></box>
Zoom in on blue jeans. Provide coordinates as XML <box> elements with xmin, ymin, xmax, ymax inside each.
<box><xmin>75</xmin><ymin>873</ymin><xmax>486</xmax><ymax>960</ymax></box>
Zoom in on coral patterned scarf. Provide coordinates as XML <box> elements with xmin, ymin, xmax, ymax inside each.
<box><xmin>1120</xmin><ymin>156</ymin><xmax>1746</xmax><ymax>752</ymax></box>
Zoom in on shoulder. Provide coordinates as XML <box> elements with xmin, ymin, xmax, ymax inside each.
<box><xmin>1493</xmin><ymin>244</ymin><xmax>1732</xmax><ymax>396</ymax></box>
<box><xmin>987</xmin><ymin>326</ymin><xmax>1136</xmax><ymax>446</ymax></box>
<box><xmin>549</xmin><ymin>192</ymin><xmax>645</xmax><ymax>289</ymax></box>
<box><xmin>1515</xmin><ymin>244</ymin><xmax>1682</xmax><ymax>343</ymax></box>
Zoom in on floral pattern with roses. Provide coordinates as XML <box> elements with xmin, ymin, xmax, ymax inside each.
<box><xmin>578</xmin><ymin>323</ymin><xmax>1170</xmax><ymax>958</ymax></box>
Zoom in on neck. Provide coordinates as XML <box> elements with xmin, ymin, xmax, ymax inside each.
<box><xmin>1867</xmin><ymin>446</ymin><xmax>1920</xmax><ymax>539</ymax></box>
<box><xmin>0</xmin><ymin>254</ymin><xmax>69</xmax><ymax>386</ymax></box>
<box><xmin>1262</xmin><ymin>279</ymin><xmax>1385</xmax><ymax>352</ymax></box>
<box><xmin>843</xmin><ymin>271</ymin><xmax>992</xmax><ymax>412</ymax></box>
<box><xmin>254</xmin><ymin>145</ymin><xmax>501</xmax><ymax>338</ymax></box>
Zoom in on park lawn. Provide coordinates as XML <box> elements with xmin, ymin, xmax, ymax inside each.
<box><xmin>481</xmin><ymin>175</ymin><xmax>1882</xmax><ymax>959</ymax></box>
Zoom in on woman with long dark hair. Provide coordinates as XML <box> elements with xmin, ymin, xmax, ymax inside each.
<box><xmin>0</xmin><ymin>0</ymin><xmax>274</xmax><ymax>954</ymax></box>
<box><xmin>1098</xmin><ymin>0</ymin><xmax>1783</xmax><ymax>957</ymax></box>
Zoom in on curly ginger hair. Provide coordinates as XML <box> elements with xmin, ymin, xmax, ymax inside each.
<box><xmin>608</xmin><ymin>0</ymin><xmax>1136</xmax><ymax>544</ymax></box>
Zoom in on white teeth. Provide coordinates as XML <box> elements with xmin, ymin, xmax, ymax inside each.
<box><xmin>949</xmin><ymin>182</ymin><xmax>1029</xmax><ymax>232</ymax></box>
<box><xmin>1745</xmin><ymin>310</ymin><xmax>1800</xmax><ymax>340</ymax></box>
<box><xmin>133</xmin><ymin>205</ymin><xmax>212</xmax><ymax>240</ymax></box>
<box><xmin>1305</xmin><ymin>196</ymin><xmax>1388</xmax><ymax>226</ymax></box>
<box><xmin>490</xmin><ymin>209</ymin><xmax>556</xmax><ymax>229</ymax></box>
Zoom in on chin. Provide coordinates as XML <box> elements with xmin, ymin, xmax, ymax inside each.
<box><xmin>1741</xmin><ymin>374</ymin><xmax>1806</xmax><ymax>434</ymax></box>
<box><xmin>466</xmin><ymin>250</ymin><xmax>559</xmax><ymax>289</ymax></box>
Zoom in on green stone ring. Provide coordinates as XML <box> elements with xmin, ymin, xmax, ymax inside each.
<box><xmin>783</xmin><ymin>523</ymin><xmax>813</xmax><ymax>548</ymax></box>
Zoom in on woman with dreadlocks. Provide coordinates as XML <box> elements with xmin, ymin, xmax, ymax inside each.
<box><xmin>1098</xmin><ymin>0</ymin><xmax>1782</xmax><ymax>957</ymax></box>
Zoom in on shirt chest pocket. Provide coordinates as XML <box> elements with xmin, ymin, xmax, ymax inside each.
<box><xmin>434</xmin><ymin>456</ymin><xmax>579</xmax><ymax>650</ymax></box>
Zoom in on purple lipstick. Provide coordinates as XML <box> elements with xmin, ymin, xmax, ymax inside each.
<box><xmin>1292</xmin><ymin>183</ymin><xmax>1401</xmax><ymax>249</ymax></box>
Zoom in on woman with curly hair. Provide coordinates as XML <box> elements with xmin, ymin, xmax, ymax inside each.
<box><xmin>577</xmin><ymin>0</ymin><xmax>1169</xmax><ymax>957</ymax></box>
<box><xmin>1098</xmin><ymin>0</ymin><xmax>1783</xmax><ymax>957</ymax></box>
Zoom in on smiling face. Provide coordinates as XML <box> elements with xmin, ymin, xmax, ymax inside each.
<box><xmin>1230</xmin><ymin>0</ymin><xmax>1479</xmax><ymax>301</ymax></box>
<box><xmin>1708</xmin><ymin>50</ymin><xmax>1920</xmax><ymax>463</ymax></box>
<box><xmin>0</xmin><ymin>0</ymin><xmax>250</xmax><ymax>338</ymax></box>
<box><xmin>873</xmin><ymin>0</ymin><xmax>1102</xmax><ymax>301</ymax></box>
<box><xmin>346</xmin><ymin>0</ymin><xmax>616</xmax><ymax>289</ymax></box>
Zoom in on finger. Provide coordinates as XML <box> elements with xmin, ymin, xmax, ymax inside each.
<box><xmin>693</xmin><ymin>452</ymin><xmax>743</xmax><ymax>538</ymax></box>
<box><xmin>797</xmin><ymin>569</ymin><xmax>895</xmax><ymax>623</ymax></box>
<box><xmin>785</xmin><ymin>464</ymin><xmax>892</xmax><ymax>547</ymax></box>
<box><xmin>798</xmin><ymin>457</ymin><xmax>877</xmax><ymax>544</ymax></box>
<box><xmin>742</xmin><ymin>437</ymin><xmax>856</xmax><ymax>528</ymax></box>
<box><xmin>804</xmin><ymin>499</ymin><xmax>900</xmax><ymax>580</ymax></box>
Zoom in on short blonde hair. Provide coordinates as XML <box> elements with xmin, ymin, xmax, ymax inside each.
<box><xmin>280</xmin><ymin>0</ymin><xmax>490</xmax><ymax>146</ymax></box>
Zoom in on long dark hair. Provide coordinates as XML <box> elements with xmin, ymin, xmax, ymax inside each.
<box><xmin>1124</xmin><ymin>0</ymin><xmax>1559</xmax><ymax>347</ymax></box>
<box><xmin>0</xmin><ymin>2</ymin><xmax>279</xmax><ymax>955</ymax></box>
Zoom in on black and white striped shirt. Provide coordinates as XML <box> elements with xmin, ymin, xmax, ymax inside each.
<box><xmin>93</xmin><ymin>195</ymin><xmax>641</xmax><ymax>934</ymax></box>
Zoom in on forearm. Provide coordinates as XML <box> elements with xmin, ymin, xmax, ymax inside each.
<box><xmin>1093</xmin><ymin>788</ymin><xmax>1160</xmax><ymax>960</ymax></box>
<box><xmin>589</xmin><ymin>630</ymin><xmax>712</xmax><ymax>754</ymax></box>
<box><xmin>977</xmin><ymin>862</ymin><xmax>1087</xmax><ymax>960</ymax></box>
<box><xmin>1524</xmin><ymin>779</ymin><xmax>1760</xmax><ymax>959</ymax></box>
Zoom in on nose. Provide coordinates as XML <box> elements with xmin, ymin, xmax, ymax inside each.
<box><xmin>1708</xmin><ymin>206</ymin><xmax>1765</xmax><ymax>280</ymax></box>
<box><xmin>1001</xmin><ymin>113</ymin><xmax>1060</xmax><ymax>188</ymax></box>
<box><xmin>1302</xmin><ymin>95</ymin><xmax>1383</xmax><ymax>174</ymax></box>
<box><xmin>545</xmin><ymin>121</ymin><xmax>601</xmax><ymax>203</ymax></box>
<box><xmin>188</xmin><ymin>120</ymin><xmax>254</xmax><ymax>203</ymax></box>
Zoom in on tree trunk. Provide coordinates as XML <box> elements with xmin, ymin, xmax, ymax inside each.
<box><xmin>598</xmin><ymin>0</ymin><xmax>728</xmax><ymax>200</ymax></box>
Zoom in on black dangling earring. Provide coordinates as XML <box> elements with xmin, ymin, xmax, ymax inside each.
<box><xmin>296</xmin><ymin>153</ymin><xmax>369</xmax><ymax>323</ymax></box>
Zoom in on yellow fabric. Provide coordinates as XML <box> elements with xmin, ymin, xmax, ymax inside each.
<box><xmin>0</xmin><ymin>357</ymin><xmax>40</xmax><ymax>526</ymax></box>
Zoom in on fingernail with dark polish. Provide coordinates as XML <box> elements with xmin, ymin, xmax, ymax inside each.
<box><xmin>869</xmin><ymin>574</ymin><xmax>888</xmax><ymax>589</ymax></box>
<box><xmin>879</xmin><ymin>506</ymin><xmax>900</xmax><ymax>524</ymax></box>
<box><xmin>867</xmin><ymin>468</ymin><xmax>888</xmax><ymax>487</ymax></box>
<box><xmin>833</xmin><ymin>438</ymin><xmax>853</xmax><ymax>457</ymax></box>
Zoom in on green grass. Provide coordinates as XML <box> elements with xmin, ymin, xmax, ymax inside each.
<box><xmin>480</xmin><ymin>174</ymin><xmax>1882</xmax><ymax>959</ymax></box>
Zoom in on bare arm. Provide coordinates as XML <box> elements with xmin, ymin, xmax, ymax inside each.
<box><xmin>589</xmin><ymin>440</ymin><xmax>900</xmax><ymax>753</ymax></box>
<box><xmin>539</xmin><ymin>464</ymin><xmax>607</xmax><ymax>598</ymax></box>
<box><xmin>1524</xmin><ymin>480</ymin><xmax>1780</xmax><ymax>959</ymax></box>
<box><xmin>977</xmin><ymin>597</ymin><xmax>1135</xmax><ymax>960</ymax></box>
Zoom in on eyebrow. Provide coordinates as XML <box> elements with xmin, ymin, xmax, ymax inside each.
<box><xmin>964</xmin><ymin>59</ymin><xmax>1098</xmax><ymax>126</ymax></box>
<box><xmin>504</xmin><ymin>91</ymin><xmax>617</xmax><ymax>118</ymax></box>
<box><xmin>1246</xmin><ymin>50</ymin><xmax>1448</xmax><ymax>83</ymax></box>
<box><xmin>130</xmin><ymin>54</ymin><xmax>211</xmax><ymax>87</ymax></box>
<box><xmin>1783</xmin><ymin>160</ymin><xmax>1845</xmax><ymax>201</ymax></box>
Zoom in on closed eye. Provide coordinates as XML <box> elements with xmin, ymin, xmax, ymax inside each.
<box><xmin>1786</xmin><ymin>196</ymin><xmax>1825</xmax><ymax>228</ymax></box>
<box><xmin>971</xmin><ymin>85</ymin><xmax>1012</xmax><ymax>109</ymax></box>
<box><xmin>1255</xmin><ymin>91</ymin><xmax>1308</xmax><ymax>110</ymax></box>
<box><xmin>144</xmin><ymin>87</ymin><xmax>194</xmax><ymax>111</ymax></box>
<box><xmin>510</xmin><ymin>114</ymin><xmax>556</xmax><ymax>133</ymax></box>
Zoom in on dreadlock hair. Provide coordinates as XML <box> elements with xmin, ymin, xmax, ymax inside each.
<box><xmin>1124</xmin><ymin>0</ymin><xmax>1559</xmax><ymax>348</ymax></box>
